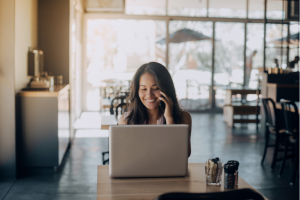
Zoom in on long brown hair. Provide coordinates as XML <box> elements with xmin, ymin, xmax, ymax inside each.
<box><xmin>125</xmin><ymin>62</ymin><xmax>183</xmax><ymax>124</ymax></box>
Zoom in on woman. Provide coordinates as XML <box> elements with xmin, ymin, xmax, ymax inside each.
<box><xmin>118</xmin><ymin>62</ymin><xmax>192</xmax><ymax>157</ymax></box>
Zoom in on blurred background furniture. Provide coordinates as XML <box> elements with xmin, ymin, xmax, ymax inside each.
<box><xmin>267</xmin><ymin>83</ymin><xmax>299</xmax><ymax>103</ymax></box>
<box><xmin>279</xmin><ymin>100</ymin><xmax>299</xmax><ymax>184</ymax></box>
<box><xmin>110</xmin><ymin>95</ymin><xmax>128</xmax><ymax>115</ymax></box>
<box><xmin>260</xmin><ymin>73</ymin><xmax>299</xmax><ymax>137</ymax></box>
<box><xmin>100</xmin><ymin>80</ymin><xmax>130</xmax><ymax>113</ymax></box>
<box><xmin>223</xmin><ymin>88</ymin><xmax>260</xmax><ymax>128</ymax></box>
<box><xmin>102</xmin><ymin>97</ymin><xmax>128</xmax><ymax>165</ymax></box>
<box><xmin>260</xmin><ymin>98</ymin><xmax>285</xmax><ymax>169</ymax></box>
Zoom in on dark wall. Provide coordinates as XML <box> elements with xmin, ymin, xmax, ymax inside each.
<box><xmin>38</xmin><ymin>0</ymin><xmax>70</xmax><ymax>84</ymax></box>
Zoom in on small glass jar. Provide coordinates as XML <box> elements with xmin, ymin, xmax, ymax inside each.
<box><xmin>48</xmin><ymin>76</ymin><xmax>54</xmax><ymax>87</ymax></box>
<box><xmin>56</xmin><ymin>75</ymin><xmax>63</xmax><ymax>85</ymax></box>
<box><xmin>205</xmin><ymin>159</ymin><xmax>223</xmax><ymax>186</ymax></box>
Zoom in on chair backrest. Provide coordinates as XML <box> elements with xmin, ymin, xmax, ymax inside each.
<box><xmin>262</xmin><ymin>98</ymin><xmax>277</xmax><ymax>128</ymax></box>
<box><xmin>280</xmin><ymin>100</ymin><xmax>299</xmax><ymax>137</ymax></box>
<box><xmin>110</xmin><ymin>96</ymin><xmax>127</xmax><ymax>115</ymax></box>
<box><xmin>155</xmin><ymin>189</ymin><xmax>265</xmax><ymax>200</ymax></box>
<box><xmin>115</xmin><ymin>103</ymin><xmax>127</xmax><ymax>117</ymax></box>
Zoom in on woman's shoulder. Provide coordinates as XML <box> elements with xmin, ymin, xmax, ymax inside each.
<box><xmin>117</xmin><ymin>114</ymin><xmax>126</xmax><ymax>125</ymax></box>
<box><xmin>118</xmin><ymin>111</ymin><xmax>130</xmax><ymax>125</ymax></box>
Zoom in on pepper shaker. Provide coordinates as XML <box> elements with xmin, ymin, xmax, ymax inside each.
<box><xmin>227</xmin><ymin>160</ymin><xmax>239</xmax><ymax>185</ymax></box>
<box><xmin>224</xmin><ymin>164</ymin><xmax>235</xmax><ymax>189</ymax></box>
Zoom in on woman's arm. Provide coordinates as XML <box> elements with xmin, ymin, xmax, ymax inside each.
<box><xmin>181</xmin><ymin>111</ymin><xmax>192</xmax><ymax>157</ymax></box>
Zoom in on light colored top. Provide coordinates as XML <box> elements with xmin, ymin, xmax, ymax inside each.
<box><xmin>96</xmin><ymin>163</ymin><xmax>268</xmax><ymax>200</ymax></box>
<box><xmin>124</xmin><ymin>111</ymin><xmax>165</xmax><ymax>124</ymax></box>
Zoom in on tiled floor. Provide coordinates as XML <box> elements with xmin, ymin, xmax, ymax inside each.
<box><xmin>0</xmin><ymin>113</ymin><xmax>298</xmax><ymax>200</ymax></box>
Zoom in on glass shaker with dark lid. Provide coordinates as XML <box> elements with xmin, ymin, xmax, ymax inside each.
<box><xmin>227</xmin><ymin>160</ymin><xmax>239</xmax><ymax>185</ymax></box>
<box><xmin>224</xmin><ymin>164</ymin><xmax>235</xmax><ymax>189</ymax></box>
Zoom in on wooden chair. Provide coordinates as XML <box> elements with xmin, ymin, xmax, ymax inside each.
<box><xmin>155</xmin><ymin>189</ymin><xmax>264</xmax><ymax>200</ymax></box>
<box><xmin>279</xmin><ymin>100</ymin><xmax>299</xmax><ymax>184</ymax></box>
<box><xmin>260</xmin><ymin>98</ymin><xmax>285</xmax><ymax>169</ymax></box>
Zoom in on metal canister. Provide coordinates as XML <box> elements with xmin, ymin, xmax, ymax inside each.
<box><xmin>224</xmin><ymin>164</ymin><xmax>235</xmax><ymax>189</ymax></box>
<box><xmin>227</xmin><ymin>160</ymin><xmax>239</xmax><ymax>185</ymax></box>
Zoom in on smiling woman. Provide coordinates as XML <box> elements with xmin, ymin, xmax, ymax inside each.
<box><xmin>117</xmin><ymin>62</ymin><xmax>192</xmax><ymax>157</ymax></box>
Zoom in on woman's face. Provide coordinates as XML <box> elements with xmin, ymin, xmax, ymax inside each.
<box><xmin>138</xmin><ymin>72</ymin><xmax>161</xmax><ymax>110</ymax></box>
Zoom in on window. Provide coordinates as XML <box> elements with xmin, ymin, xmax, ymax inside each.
<box><xmin>248</xmin><ymin>0</ymin><xmax>264</xmax><ymax>19</ymax></box>
<box><xmin>168</xmin><ymin>21</ymin><xmax>213</xmax><ymax>110</ymax></box>
<box><xmin>85</xmin><ymin>19</ymin><xmax>166</xmax><ymax>110</ymax></box>
<box><xmin>125</xmin><ymin>0</ymin><xmax>166</xmax><ymax>15</ymax></box>
<box><xmin>247</xmin><ymin>23</ymin><xmax>264</xmax><ymax>88</ymax></box>
<box><xmin>168</xmin><ymin>0</ymin><xmax>207</xmax><ymax>17</ymax></box>
<box><xmin>209</xmin><ymin>0</ymin><xmax>247</xmax><ymax>18</ymax></box>
<box><xmin>267</xmin><ymin>0</ymin><xmax>285</xmax><ymax>20</ymax></box>
<box><xmin>214</xmin><ymin>22</ymin><xmax>245</xmax><ymax>107</ymax></box>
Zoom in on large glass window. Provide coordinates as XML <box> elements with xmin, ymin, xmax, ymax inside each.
<box><xmin>214</xmin><ymin>22</ymin><xmax>245</xmax><ymax>108</ymax></box>
<box><xmin>209</xmin><ymin>0</ymin><xmax>247</xmax><ymax>18</ymax></box>
<box><xmin>266</xmin><ymin>24</ymin><xmax>288</xmax><ymax>69</ymax></box>
<box><xmin>168</xmin><ymin>21</ymin><xmax>213</xmax><ymax>111</ymax></box>
<box><xmin>248</xmin><ymin>0</ymin><xmax>264</xmax><ymax>19</ymax></box>
<box><xmin>85</xmin><ymin>19</ymin><xmax>166</xmax><ymax>111</ymax></box>
<box><xmin>246</xmin><ymin>23</ymin><xmax>264</xmax><ymax>88</ymax></box>
<box><xmin>267</xmin><ymin>0</ymin><xmax>285</xmax><ymax>20</ymax></box>
<box><xmin>168</xmin><ymin>0</ymin><xmax>207</xmax><ymax>17</ymax></box>
<box><xmin>289</xmin><ymin>22</ymin><xmax>300</xmax><ymax>70</ymax></box>
<box><xmin>83</xmin><ymin>0</ymin><xmax>299</xmax><ymax>112</ymax></box>
<box><xmin>125</xmin><ymin>0</ymin><xmax>166</xmax><ymax>15</ymax></box>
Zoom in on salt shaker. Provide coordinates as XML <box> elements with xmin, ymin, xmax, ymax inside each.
<box><xmin>224</xmin><ymin>164</ymin><xmax>235</xmax><ymax>189</ymax></box>
<box><xmin>227</xmin><ymin>160</ymin><xmax>239</xmax><ymax>185</ymax></box>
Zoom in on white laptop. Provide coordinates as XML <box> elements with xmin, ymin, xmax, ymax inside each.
<box><xmin>109</xmin><ymin>125</ymin><xmax>189</xmax><ymax>178</ymax></box>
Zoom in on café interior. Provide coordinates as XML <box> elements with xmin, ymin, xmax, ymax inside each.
<box><xmin>0</xmin><ymin>0</ymin><xmax>299</xmax><ymax>199</ymax></box>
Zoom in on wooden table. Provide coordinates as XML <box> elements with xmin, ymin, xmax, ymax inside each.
<box><xmin>101</xmin><ymin>115</ymin><xmax>118</xmax><ymax>130</ymax></box>
<box><xmin>223</xmin><ymin>88</ymin><xmax>260</xmax><ymax>127</ymax></box>
<box><xmin>225</xmin><ymin>88</ymin><xmax>259</xmax><ymax>105</ymax></box>
<box><xmin>97</xmin><ymin>163</ymin><xmax>268</xmax><ymax>200</ymax></box>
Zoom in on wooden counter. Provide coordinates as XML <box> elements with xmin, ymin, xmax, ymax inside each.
<box><xmin>17</xmin><ymin>84</ymin><xmax>70</xmax><ymax>172</ymax></box>
<box><xmin>18</xmin><ymin>84</ymin><xmax>70</xmax><ymax>97</ymax></box>
<box><xmin>266</xmin><ymin>83</ymin><xmax>299</xmax><ymax>103</ymax></box>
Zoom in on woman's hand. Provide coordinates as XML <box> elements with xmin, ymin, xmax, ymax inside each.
<box><xmin>159</xmin><ymin>91</ymin><xmax>174</xmax><ymax>124</ymax></box>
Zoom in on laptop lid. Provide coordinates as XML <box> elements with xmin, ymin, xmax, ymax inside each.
<box><xmin>109</xmin><ymin>125</ymin><xmax>189</xmax><ymax>178</ymax></box>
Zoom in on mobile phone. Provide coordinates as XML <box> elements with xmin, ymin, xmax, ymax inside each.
<box><xmin>160</xmin><ymin>94</ymin><xmax>166</xmax><ymax>107</ymax></box>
